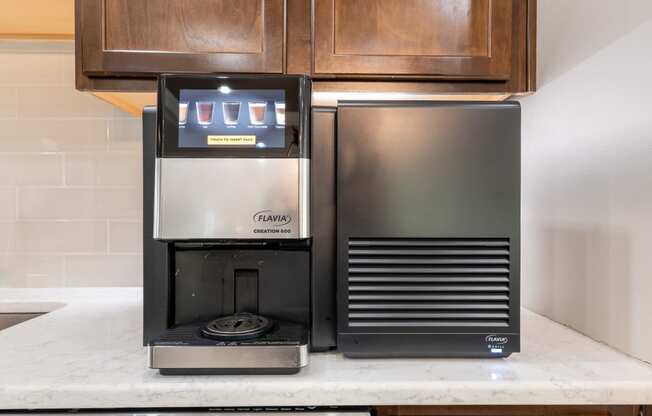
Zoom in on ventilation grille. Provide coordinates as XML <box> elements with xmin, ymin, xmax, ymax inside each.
<box><xmin>347</xmin><ymin>238</ymin><xmax>510</xmax><ymax>328</ymax></box>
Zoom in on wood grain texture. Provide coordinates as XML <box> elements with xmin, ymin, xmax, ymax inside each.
<box><xmin>104</xmin><ymin>0</ymin><xmax>263</xmax><ymax>53</ymax></box>
<box><xmin>333</xmin><ymin>0</ymin><xmax>489</xmax><ymax>57</ymax></box>
<box><xmin>312</xmin><ymin>80</ymin><xmax>518</xmax><ymax>94</ymax></box>
<box><xmin>526</xmin><ymin>0</ymin><xmax>537</xmax><ymax>91</ymax></box>
<box><xmin>74</xmin><ymin>0</ymin><xmax>536</xmax><ymax>94</ymax></box>
<box><xmin>77</xmin><ymin>0</ymin><xmax>284</xmax><ymax>76</ymax></box>
<box><xmin>74</xmin><ymin>0</ymin><xmax>85</xmax><ymax>89</ymax></box>
<box><xmin>312</xmin><ymin>0</ymin><xmax>533</xmax><ymax>94</ymax></box>
<box><xmin>313</xmin><ymin>0</ymin><xmax>513</xmax><ymax>79</ymax></box>
<box><xmin>286</xmin><ymin>0</ymin><xmax>312</xmax><ymax>74</ymax></box>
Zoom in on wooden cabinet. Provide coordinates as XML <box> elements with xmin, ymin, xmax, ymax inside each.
<box><xmin>313</xmin><ymin>0</ymin><xmax>513</xmax><ymax>80</ymax></box>
<box><xmin>76</xmin><ymin>0</ymin><xmax>285</xmax><ymax>90</ymax></box>
<box><xmin>312</xmin><ymin>0</ymin><xmax>536</xmax><ymax>93</ymax></box>
<box><xmin>75</xmin><ymin>0</ymin><xmax>535</xmax><ymax>94</ymax></box>
<box><xmin>312</xmin><ymin>0</ymin><xmax>536</xmax><ymax>95</ymax></box>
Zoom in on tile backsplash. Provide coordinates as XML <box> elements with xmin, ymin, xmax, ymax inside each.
<box><xmin>0</xmin><ymin>40</ymin><xmax>143</xmax><ymax>287</ymax></box>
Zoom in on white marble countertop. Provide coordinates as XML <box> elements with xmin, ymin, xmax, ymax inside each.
<box><xmin>1</xmin><ymin>287</ymin><xmax>652</xmax><ymax>409</ymax></box>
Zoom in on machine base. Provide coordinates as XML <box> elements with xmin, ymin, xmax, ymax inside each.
<box><xmin>150</xmin><ymin>320</ymin><xmax>308</xmax><ymax>375</ymax></box>
<box><xmin>338</xmin><ymin>332</ymin><xmax>519</xmax><ymax>358</ymax></box>
<box><xmin>159</xmin><ymin>367</ymin><xmax>302</xmax><ymax>375</ymax></box>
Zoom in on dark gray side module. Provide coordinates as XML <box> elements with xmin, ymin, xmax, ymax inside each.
<box><xmin>336</xmin><ymin>101</ymin><xmax>521</xmax><ymax>358</ymax></box>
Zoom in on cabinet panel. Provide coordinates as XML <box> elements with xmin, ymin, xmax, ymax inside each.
<box><xmin>286</xmin><ymin>0</ymin><xmax>312</xmax><ymax>74</ymax></box>
<box><xmin>104</xmin><ymin>0</ymin><xmax>264</xmax><ymax>54</ymax></box>
<box><xmin>77</xmin><ymin>0</ymin><xmax>284</xmax><ymax>76</ymax></box>
<box><xmin>334</xmin><ymin>0</ymin><xmax>490</xmax><ymax>57</ymax></box>
<box><xmin>314</xmin><ymin>0</ymin><xmax>514</xmax><ymax>79</ymax></box>
<box><xmin>76</xmin><ymin>0</ymin><xmax>536</xmax><ymax>93</ymax></box>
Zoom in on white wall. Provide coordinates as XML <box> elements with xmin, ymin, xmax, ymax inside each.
<box><xmin>0</xmin><ymin>40</ymin><xmax>143</xmax><ymax>288</ymax></box>
<box><xmin>520</xmin><ymin>1</ymin><xmax>652</xmax><ymax>362</ymax></box>
<box><xmin>536</xmin><ymin>1</ymin><xmax>652</xmax><ymax>86</ymax></box>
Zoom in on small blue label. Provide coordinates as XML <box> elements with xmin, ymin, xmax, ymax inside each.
<box><xmin>491</xmin><ymin>348</ymin><xmax>503</xmax><ymax>353</ymax></box>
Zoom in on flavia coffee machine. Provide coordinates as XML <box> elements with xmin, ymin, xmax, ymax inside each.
<box><xmin>143</xmin><ymin>74</ymin><xmax>521</xmax><ymax>375</ymax></box>
<box><xmin>143</xmin><ymin>75</ymin><xmax>319</xmax><ymax>374</ymax></box>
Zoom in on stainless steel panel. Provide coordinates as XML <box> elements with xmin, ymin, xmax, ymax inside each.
<box><xmin>154</xmin><ymin>158</ymin><xmax>310</xmax><ymax>240</ymax></box>
<box><xmin>149</xmin><ymin>344</ymin><xmax>308</xmax><ymax>369</ymax></box>
<box><xmin>298</xmin><ymin>158</ymin><xmax>310</xmax><ymax>239</ymax></box>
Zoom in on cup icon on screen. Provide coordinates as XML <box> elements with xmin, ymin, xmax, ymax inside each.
<box><xmin>248</xmin><ymin>101</ymin><xmax>267</xmax><ymax>125</ymax></box>
<box><xmin>178</xmin><ymin>102</ymin><xmax>189</xmax><ymax>126</ymax></box>
<box><xmin>196</xmin><ymin>101</ymin><xmax>214</xmax><ymax>125</ymax></box>
<box><xmin>274</xmin><ymin>102</ymin><xmax>285</xmax><ymax>125</ymax></box>
<box><xmin>222</xmin><ymin>101</ymin><xmax>241</xmax><ymax>125</ymax></box>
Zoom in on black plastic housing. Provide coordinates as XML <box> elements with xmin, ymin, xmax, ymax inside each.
<box><xmin>335</xmin><ymin>101</ymin><xmax>521</xmax><ymax>358</ymax></box>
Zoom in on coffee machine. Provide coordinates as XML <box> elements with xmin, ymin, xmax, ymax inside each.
<box><xmin>142</xmin><ymin>74</ymin><xmax>336</xmax><ymax>374</ymax></box>
<box><xmin>143</xmin><ymin>74</ymin><xmax>521</xmax><ymax>374</ymax></box>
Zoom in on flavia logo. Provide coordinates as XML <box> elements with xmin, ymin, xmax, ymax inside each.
<box><xmin>253</xmin><ymin>210</ymin><xmax>292</xmax><ymax>227</ymax></box>
<box><xmin>485</xmin><ymin>335</ymin><xmax>509</xmax><ymax>344</ymax></box>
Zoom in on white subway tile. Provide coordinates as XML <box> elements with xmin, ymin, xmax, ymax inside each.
<box><xmin>0</xmin><ymin>188</ymin><xmax>16</xmax><ymax>219</ymax></box>
<box><xmin>11</xmin><ymin>221</ymin><xmax>106</xmax><ymax>252</ymax></box>
<box><xmin>0</xmin><ymin>254</ymin><xmax>64</xmax><ymax>287</ymax></box>
<box><xmin>0</xmin><ymin>41</ymin><xmax>146</xmax><ymax>288</ymax></box>
<box><xmin>0</xmin><ymin>87</ymin><xmax>17</xmax><ymax>118</ymax></box>
<box><xmin>64</xmin><ymin>155</ymin><xmax>94</xmax><ymax>186</ymax></box>
<box><xmin>18</xmin><ymin>188</ymin><xmax>142</xmax><ymax>220</ymax></box>
<box><xmin>64</xmin><ymin>254</ymin><xmax>142</xmax><ymax>287</ymax></box>
<box><xmin>0</xmin><ymin>153</ymin><xmax>63</xmax><ymax>186</ymax></box>
<box><xmin>109</xmin><ymin>221</ymin><xmax>142</xmax><ymax>253</ymax></box>
<box><xmin>0</xmin><ymin>255</ymin><xmax>10</xmax><ymax>286</ymax></box>
<box><xmin>61</xmin><ymin>53</ymin><xmax>75</xmax><ymax>87</ymax></box>
<box><xmin>0</xmin><ymin>222</ymin><xmax>12</xmax><ymax>252</ymax></box>
<box><xmin>112</xmin><ymin>107</ymin><xmax>134</xmax><ymax>119</ymax></box>
<box><xmin>17</xmin><ymin>86</ymin><xmax>114</xmax><ymax>118</ymax></box>
<box><xmin>0</xmin><ymin>52</ymin><xmax>64</xmax><ymax>86</ymax></box>
<box><xmin>65</xmin><ymin>152</ymin><xmax>142</xmax><ymax>187</ymax></box>
<box><xmin>107</xmin><ymin>118</ymin><xmax>142</xmax><ymax>150</ymax></box>
<box><xmin>0</xmin><ymin>119</ymin><xmax>108</xmax><ymax>152</ymax></box>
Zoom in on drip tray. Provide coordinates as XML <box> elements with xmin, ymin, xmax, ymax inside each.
<box><xmin>149</xmin><ymin>318</ymin><xmax>308</xmax><ymax>375</ymax></box>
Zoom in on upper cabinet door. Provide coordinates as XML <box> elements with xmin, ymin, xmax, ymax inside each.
<box><xmin>313</xmin><ymin>0</ymin><xmax>514</xmax><ymax>80</ymax></box>
<box><xmin>78</xmin><ymin>0</ymin><xmax>285</xmax><ymax>75</ymax></box>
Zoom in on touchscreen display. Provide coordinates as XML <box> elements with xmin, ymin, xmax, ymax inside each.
<box><xmin>178</xmin><ymin>88</ymin><xmax>286</xmax><ymax>149</ymax></box>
